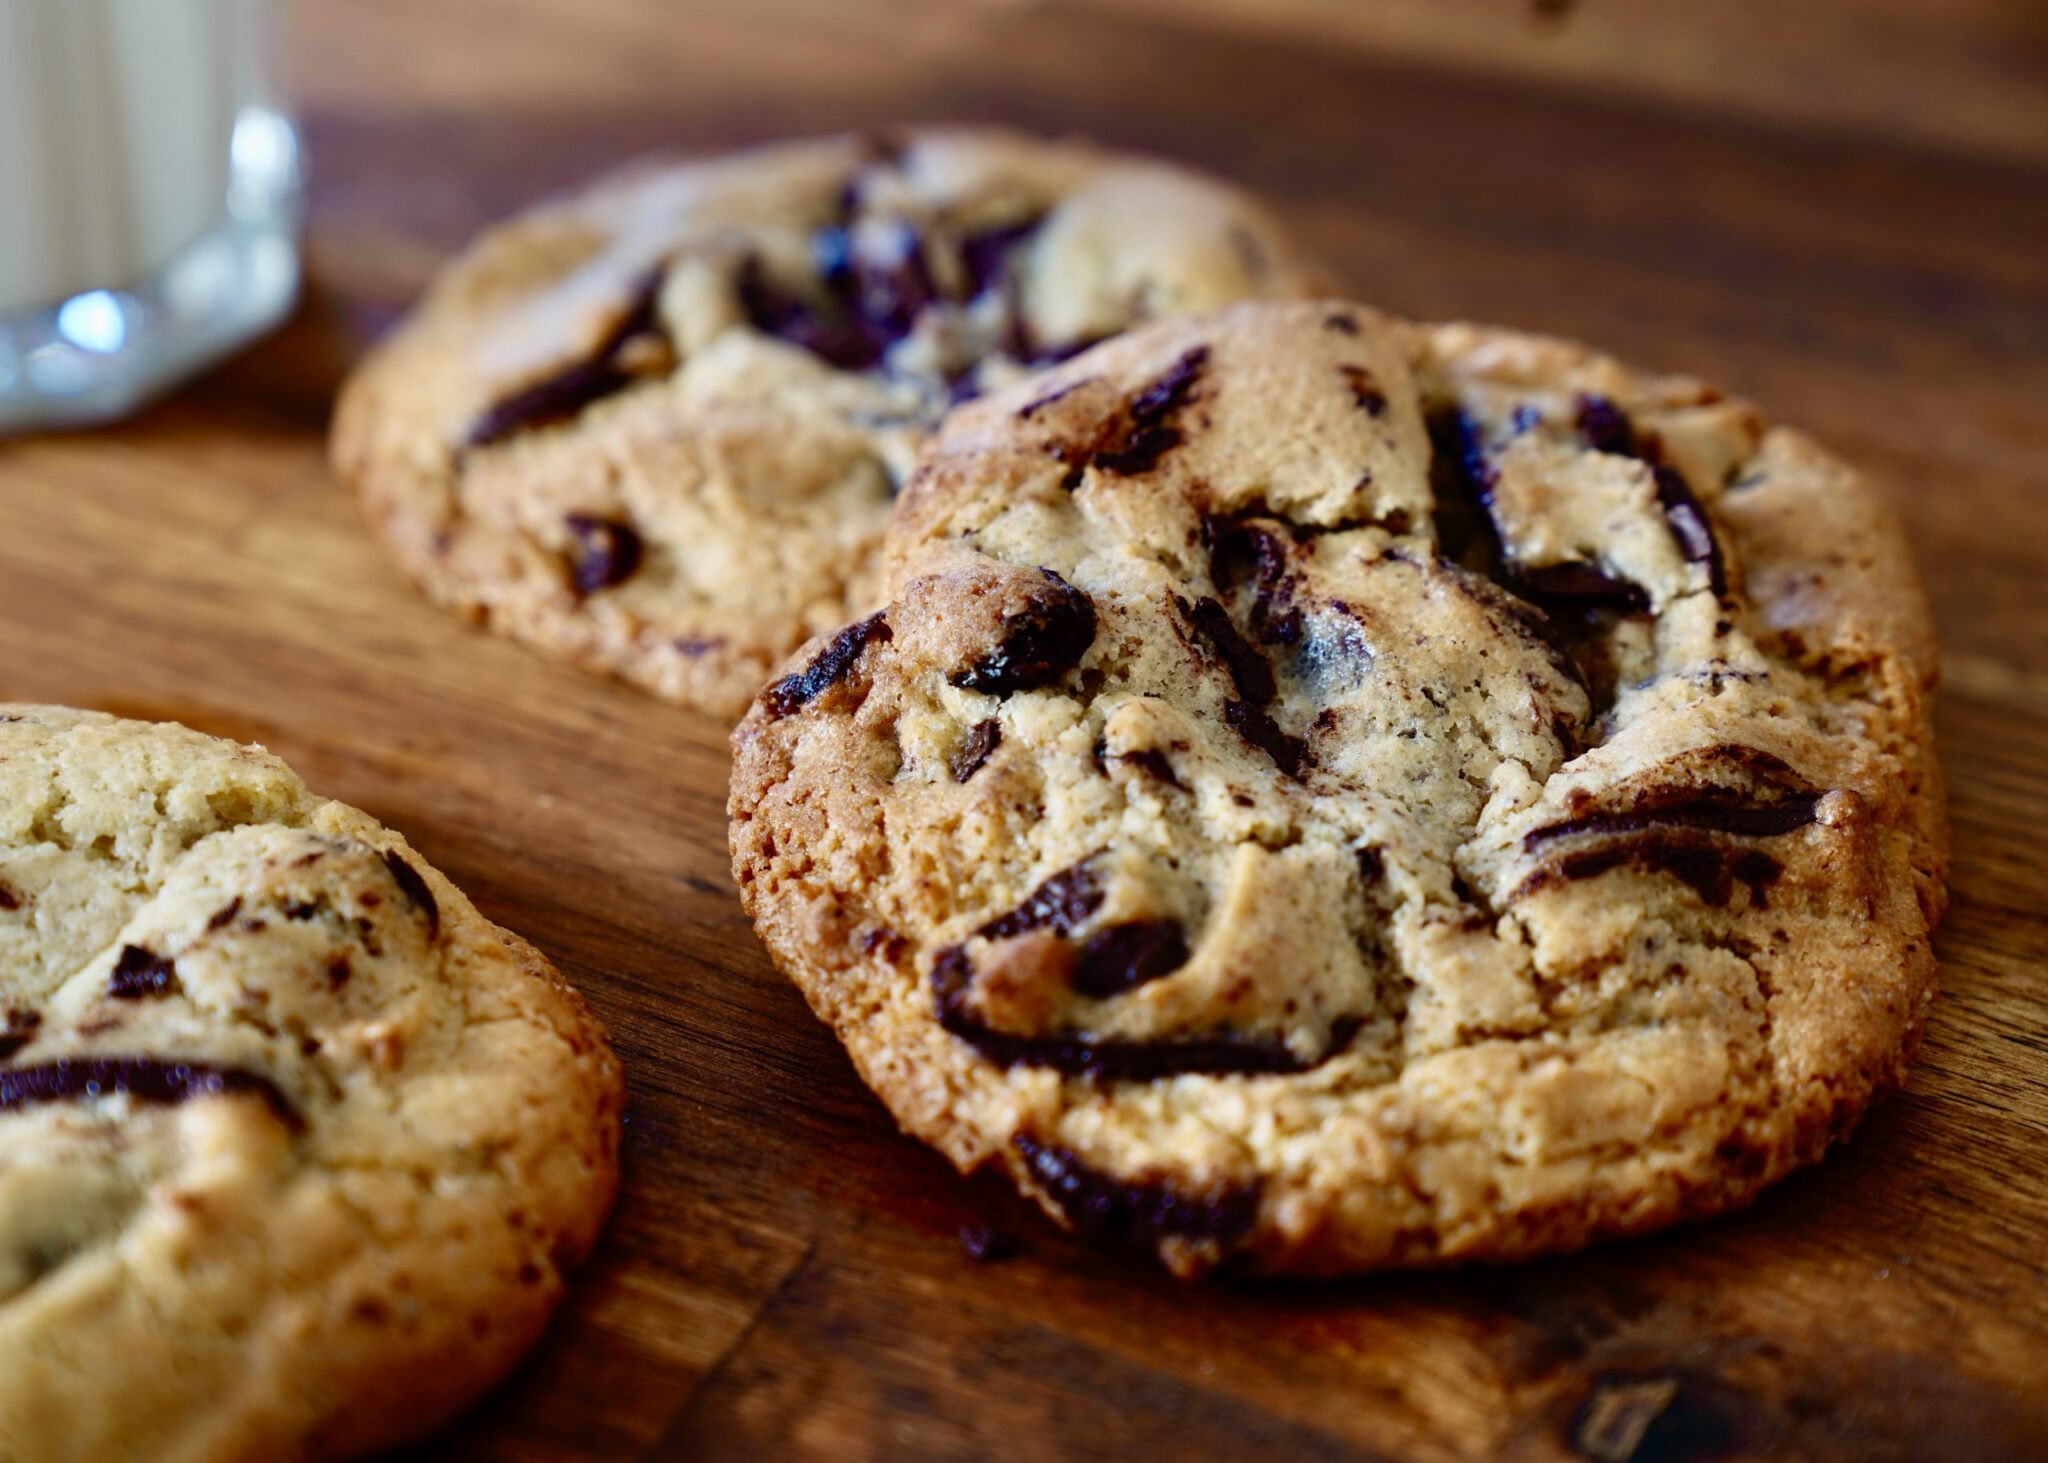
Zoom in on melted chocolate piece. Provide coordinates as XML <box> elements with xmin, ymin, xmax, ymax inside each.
<box><xmin>1523</xmin><ymin>793</ymin><xmax>1822</xmax><ymax>850</ymax></box>
<box><xmin>1517</xmin><ymin>561</ymin><xmax>1651</xmax><ymax>612</ymax></box>
<box><xmin>978</xmin><ymin>859</ymin><xmax>1106</xmax><ymax>943</ymax></box>
<box><xmin>950</xmin><ymin>570</ymin><xmax>1097</xmax><ymax>696</ymax></box>
<box><xmin>953</xmin><ymin>718</ymin><xmax>1003</xmax><ymax>782</ymax></box>
<box><xmin>959</xmin><ymin>216</ymin><xmax>1042</xmax><ymax>299</ymax></box>
<box><xmin>107</xmin><ymin>945</ymin><xmax>179</xmax><ymax>1000</ymax></box>
<box><xmin>0</xmin><ymin>1056</ymin><xmax>297</xmax><ymax>1127</ymax></box>
<box><xmin>564</xmin><ymin>514</ymin><xmax>643</xmax><ymax>594</ymax></box>
<box><xmin>1115</xmin><ymin>748</ymin><xmax>1184</xmax><ymax>789</ymax></box>
<box><xmin>381</xmin><ymin>850</ymin><xmax>441</xmax><ymax>939</ymax></box>
<box><xmin>1539</xmin><ymin>839</ymin><xmax>1783</xmax><ymax>907</ymax></box>
<box><xmin>466</xmin><ymin>278</ymin><xmax>663</xmax><ymax>447</ymax></box>
<box><xmin>1014</xmin><ymin>1134</ymin><xmax>1258</xmax><ymax>1250</ymax></box>
<box><xmin>0</xmin><ymin>1008</ymin><xmax>41</xmax><ymax>1063</ymax></box>
<box><xmin>1576</xmin><ymin>394</ymin><xmax>1727</xmax><ymax>595</ymax></box>
<box><xmin>1225</xmin><ymin>699</ymin><xmax>1305</xmax><ymax>777</ymax></box>
<box><xmin>1652</xmin><ymin>465</ymin><xmax>1729</xmax><ymax>596</ymax></box>
<box><xmin>1070</xmin><ymin>920</ymin><xmax>1191</xmax><ymax>999</ymax></box>
<box><xmin>849</xmin><ymin>220</ymin><xmax>940</xmax><ymax>341</ymax></box>
<box><xmin>763</xmin><ymin>611</ymin><xmax>893</xmax><ymax>718</ymax></box>
<box><xmin>1088</xmin><ymin>346</ymin><xmax>1209</xmax><ymax>475</ymax></box>
<box><xmin>1339</xmin><ymin>364</ymin><xmax>1388</xmax><ymax>416</ymax></box>
<box><xmin>737</xmin><ymin>254</ymin><xmax>886</xmax><ymax>371</ymax></box>
<box><xmin>1180</xmin><ymin>595</ymin><xmax>1278</xmax><ymax>704</ymax></box>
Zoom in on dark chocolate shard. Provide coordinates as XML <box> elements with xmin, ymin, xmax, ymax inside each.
<box><xmin>738</xmin><ymin>252</ymin><xmax>885</xmax><ymax>371</ymax></box>
<box><xmin>763</xmin><ymin>611</ymin><xmax>893</xmax><ymax>718</ymax></box>
<box><xmin>1652</xmin><ymin>465</ymin><xmax>1729</xmax><ymax>596</ymax></box>
<box><xmin>0</xmin><ymin>1056</ymin><xmax>298</xmax><ymax>1128</ymax></box>
<box><xmin>950</xmin><ymin>569</ymin><xmax>1096</xmax><ymax>696</ymax></box>
<box><xmin>1180</xmin><ymin>595</ymin><xmax>1277</xmax><ymax>704</ymax></box>
<box><xmin>380</xmin><ymin>850</ymin><xmax>441</xmax><ymax>939</ymax></box>
<box><xmin>564</xmin><ymin>514</ymin><xmax>644</xmax><ymax>594</ymax></box>
<box><xmin>466</xmin><ymin>277</ymin><xmax>664</xmax><ymax>447</ymax></box>
<box><xmin>1339</xmin><ymin>364</ymin><xmax>1388</xmax><ymax>416</ymax></box>
<box><xmin>1517</xmin><ymin>561</ymin><xmax>1652</xmax><ymax>612</ymax></box>
<box><xmin>1523</xmin><ymin>793</ymin><xmax>1822</xmax><ymax>850</ymax></box>
<box><xmin>952</xmin><ymin>718</ymin><xmax>1002</xmax><ymax>782</ymax></box>
<box><xmin>1070</xmin><ymin>920</ymin><xmax>1191</xmax><ymax>999</ymax></box>
<box><xmin>1086</xmin><ymin>346</ymin><xmax>1209</xmax><ymax>476</ymax></box>
<box><xmin>978</xmin><ymin>859</ymin><xmax>1105</xmax><ymax>943</ymax></box>
<box><xmin>1533</xmin><ymin>838</ymin><xmax>1784</xmax><ymax>907</ymax></box>
<box><xmin>1225</xmin><ymin>699</ymin><xmax>1305</xmax><ymax>777</ymax></box>
<box><xmin>1115</xmin><ymin>748</ymin><xmax>1184</xmax><ymax>790</ymax></box>
<box><xmin>107</xmin><ymin>945</ymin><xmax>179</xmax><ymax>1001</ymax></box>
<box><xmin>959</xmin><ymin>216</ymin><xmax>1043</xmax><ymax>299</ymax></box>
<box><xmin>0</xmin><ymin>1008</ymin><xmax>41</xmax><ymax>1063</ymax></box>
<box><xmin>1013</xmin><ymin>1134</ymin><xmax>1258</xmax><ymax>1252</ymax></box>
<box><xmin>1576</xmin><ymin>394</ymin><xmax>1727</xmax><ymax>596</ymax></box>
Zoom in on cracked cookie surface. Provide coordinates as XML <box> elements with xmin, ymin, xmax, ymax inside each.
<box><xmin>0</xmin><ymin>707</ymin><xmax>623</xmax><ymax>1460</ymax></box>
<box><xmin>728</xmin><ymin>301</ymin><xmax>1944</xmax><ymax>1276</ymax></box>
<box><xmin>333</xmin><ymin>127</ymin><xmax>1323</xmax><ymax>719</ymax></box>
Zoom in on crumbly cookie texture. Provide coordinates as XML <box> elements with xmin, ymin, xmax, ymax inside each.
<box><xmin>729</xmin><ymin>301</ymin><xmax>1944</xmax><ymax>1277</ymax></box>
<box><xmin>333</xmin><ymin>127</ymin><xmax>1325</xmax><ymax>719</ymax></box>
<box><xmin>0</xmin><ymin>707</ymin><xmax>623</xmax><ymax>1461</ymax></box>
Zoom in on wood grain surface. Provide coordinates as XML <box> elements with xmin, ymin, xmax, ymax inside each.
<box><xmin>4</xmin><ymin>1</ymin><xmax>2047</xmax><ymax>1458</ymax></box>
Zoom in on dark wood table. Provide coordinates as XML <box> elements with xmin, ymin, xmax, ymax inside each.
<box><xmin>4</xmin><ymin>1</ymin><xmax>2045</xmax><ymax>1456</ymax></box>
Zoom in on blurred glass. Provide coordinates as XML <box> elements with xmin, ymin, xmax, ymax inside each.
<box><xmin>0</xmin><ymin>0</ymin><xmax>301</xmax><ymax>435</ymax></box>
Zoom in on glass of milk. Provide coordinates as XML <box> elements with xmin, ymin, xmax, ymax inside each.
<box><xmin>0</xmin><ymin>0</ymin><xmax>301</xmax><ymax>434</ymax></box>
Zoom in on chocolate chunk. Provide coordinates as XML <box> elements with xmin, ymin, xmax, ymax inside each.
<box><xmin>0</xmin><ymin>1008</ymin><xmax>41</xmax><ymax>1063</ymax></box>
<box><xmin>953</xmin><ymin>718</ymin><xmax>1003</xmax><ymax>782</ymax></box>
<box><xmin>0</xmin><ymin>1056</ymin><xmax>298</xmax><ymax>1128</ymax></box>
<box><xmin>763</xmin><ymin>611</ymin><xmax>893</xmax><ymax>718</ymax></box>
<box><xmin>466</xmin><ymin>277</ymin><xmax>664</xmax><ymax>447</ymax></box>
<box><xmin>1576</xmin><ymin>395</ymin><xmax>1726</xmax><ymax>595</ymax></box>
<box><xmin>1115</xmin><ymin>748</ymin><xmax>1184</xmax><ymax>789</ymax></box>
<box><xmin>849</xmin><ymin>220</ymin><xmax>940</xmax><ymax>341</ymax></box>
<box><xmin>205</xmin><ymin>898</ymin><xmax>243</xmax><ymax>931</ymax></box>
<box><xmin>1087</xmin><ymin>346</ymin><xmax>1209</xmax><ymax>475</ymax></box>
<box><xmin>1356</xmin><ymin>845</ymin><xmax>1386</xmax><ymax>887</ymax></box>
<box><xmin>1071</xmin><ymin>920</ymin><xmax>1190</xmax><ymax>999</ymax></box>
<box><xmin>978</xmin><ymin>859</ymin><xmax>1106</xmax><ymax>943</ymax></box>
<box><xmin>1517</xmin><ymin>561</ymin><xmax>1652</xmax><ymax>612</ymax></box>
<box><xmin>959</xmin><ymin>216</ymin><xmax>1042</xmax><ymax>299</ymax></box>
<box><xmin>564</xmin><ymin>514</ymin><xmax>644</xmax><ymax>594</ymax></box>
<box><xmin>1225</xmin><ymin>700</ymin><xmax>1305</xmax><ymax>776</ymax></box>
<box><xmin>1013</xmin><ymin>1134</ymin><xmax>1258</xmax><ymax>1251</ymax></box>
<box><xmin>738</xmin><ymin>252</ymin><xmax>883</xmax><ymax>370</ymax></box>
<box><xmin>1652</xmin><ymin>466</ymin><xmax>1728</xmax><ymax>596</ymax></box>
<box><xmin>107</xmin><ymin>945</ymin><xmax>179</xmax><ymax>1001</ymax></box>
<box><xmin>0</xmin><ymin>881</ymin><xmax>18</xmax><ymax>912</ymax></box>
<box><xmin>1203</xmin><ymin>517</ymin><xmax>1290</xmax><ymax>599</ymax></box>
<box><xmin>1180</xmin><ymin>595</ymin><xmax>1277</xmax><ymax>704</ymax></box>
<box><xmin>950</xmin><ymin>570</ymin><xmax>1097</xmax><ymax>696</ymax></box>
<box><xmin>381</xmin><ymin>850</ymin><xmax>441</xmax><ymax>939</ymax></box>
<box><xmin>1339</xmin><ymin>364</ymin><xmax>1388</xmax><ymax>416</ymax></box>
<box><xmin>1575</xmin><ymin>393</ymin><xmax>1638</xmax><ymax>458</ymax></box>
<box><xmin>1538</xmin><ymin>839</ymin><xmax>1784</xmax><ymax>907</ymax></box>
<box><xmin>1523</xmin><ymin>794</ymin><xmax>1822</xmax><ymax>851</ymax></box>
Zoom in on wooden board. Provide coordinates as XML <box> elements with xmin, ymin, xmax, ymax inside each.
<box><xmin>4</xmin><ymin>0</ymin><xmax>2046</xmax><ymax>1456</ymax></box>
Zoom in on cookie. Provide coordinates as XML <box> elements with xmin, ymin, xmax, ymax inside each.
<box><xmin>728</xmin><ymin>301</ymin><xmax>1944</xmax><ymax>1277</ymax></box>
<box><xmin>0</xmin><ymin>707</ymin><xmax>623</xmax><ymax>1459</ymax></box>
<box><xmin>333</xmin><ymin>127</ymin><xmax>1325</xmax><ymax>719</ymax></box>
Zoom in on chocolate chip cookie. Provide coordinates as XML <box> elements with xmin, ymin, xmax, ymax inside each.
<box><xmin>333</xmin><ymin>127</ymin><xmax>1324</xmax><ymax>719</ymax></box>
<box><xmin>729</xmin><ymin>301</ymin><xmax>1944</xmax><ymax>1276</ymax></box>
<box><xmin>0</xmin><ymin>706</ymin><xmax>623</xmax><ymax>1458</ymax></box>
